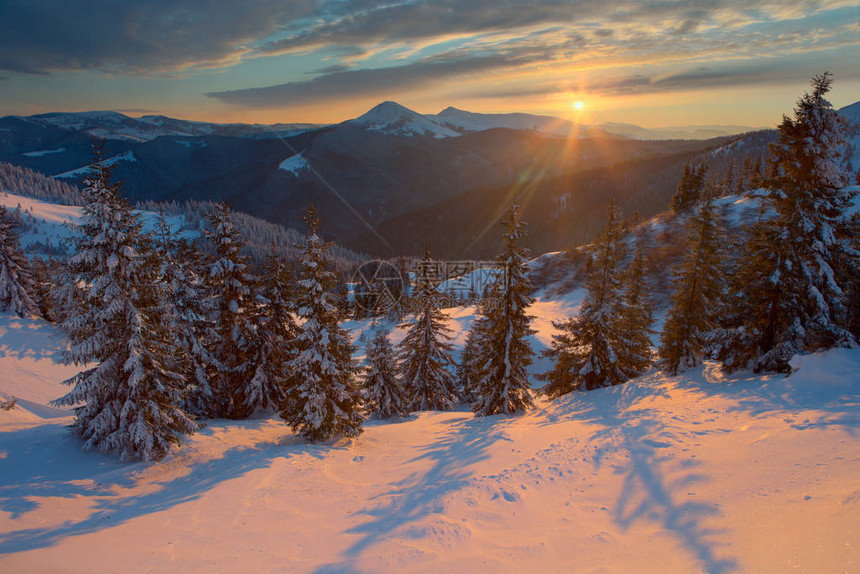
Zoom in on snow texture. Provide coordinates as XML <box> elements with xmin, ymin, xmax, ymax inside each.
<box><xmin>2</xmin><ymin>305</ymin><xmax>859</xmax><ymax>572</ymax></box>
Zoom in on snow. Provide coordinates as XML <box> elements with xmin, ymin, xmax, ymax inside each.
<box><xmin>279</xmin><ymin>152</ymin><xmax>310</xmax><ymax>175</ymax></box>
<box><xmin>0</xmin><ymin>192</ymin><xmax>81</xmax><ymax>249</ymax></box>
<box><xmin>349</xmin><ymin>102</ymin><xmax>461</xmax><ymax>139</ymax></box>
<box><xmin>0</xmin><ymin>191</ymin><xmax>199</xmax><ymax>254</ymax></box>
<box><xmin>54</xmin><ymin>151</ymin><xmax>137</xmax><ymax>179</ymax></box>
<box><xmin>3</xmin><ymin>287</ymin><xmax>858</xmax><ymax>571</ymax></box>
<box><xmin>431</xmin><ymin>107</ymin><xmax>578</xmax><ymax>137</ymax></box>
<box><xmin>20</xmin><ymin>148</ymin><xmax>66</xmax><ymax>157</ymax></box>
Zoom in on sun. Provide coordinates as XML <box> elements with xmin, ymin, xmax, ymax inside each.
<box><xmin>573</xmin><ymin>101</ymin><xmax>585</xmax><ymax>111</ymax></box>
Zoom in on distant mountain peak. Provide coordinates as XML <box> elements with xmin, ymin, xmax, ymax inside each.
<box><xmin>349</xmin><ymin>101</ymin><xmax>460</xmax><ymax>138</ymax></box>
<box><xmin>437</xmin><ymin>106</ymin><xmax>466</xmax><ymax>116</ymax></box>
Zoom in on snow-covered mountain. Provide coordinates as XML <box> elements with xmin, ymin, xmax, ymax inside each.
<box><xmin>429</xmin><ymin>107</ymin><xmax>581</xmax><ymax>137</ymax></box>
<box><xmin>345</xmin><ymin>101</ymin><xmax>461</xmax><ymax>138</ymax></box>
<box><xmin>20</xmin><ymin>111</ymin><xmax>321</xmax><ymax>142</ymax></box>
<box><xmin>597</xmin><ymin>122</ymin><xmax>766</xmax><ymax>141</ymax></box>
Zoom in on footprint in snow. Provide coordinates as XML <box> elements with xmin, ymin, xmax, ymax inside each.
<box><xmin>640</xmin><ymin>438</ymin><xmax>672</xmax><ymax>448</ymax></box>
<box><xmin>491</xmin><ymin>490</ymin><xmax>517</xmax><ymax>502</ymax></box>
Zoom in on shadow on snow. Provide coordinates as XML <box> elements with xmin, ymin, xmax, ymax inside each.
<box><xmin>315</xmin><ymin>413</ymin><xmax>514</xmax><ymax>573</ymax></box>
<box><xmin>543</xmin><ymin>378</ymin><xmax>738</xmax><ymax>574</ymax></box>
<box><xmin>0</xmin><ymin>419</ymin><xmax>321</xmax><ymax>555</ymax></box>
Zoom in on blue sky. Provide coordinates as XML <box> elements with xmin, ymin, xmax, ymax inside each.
<box><xmin>1</xmin><ymin>1</ymin><xmax>858</xmax><ymax>127</ymax></box>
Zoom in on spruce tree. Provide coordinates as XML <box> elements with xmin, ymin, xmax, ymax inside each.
<box><xmin>203</xmin><ymin>203</ymin><xmax>258</xmax><ymax>419</ymax></box>
<box><xmin>540</xmin><ymin>200</ymin><xmax>632</xmax><ymax>396</ymax></box>
<box><xmin>619</xmin><ymin>245</ymin><xmax>654</xmax><ymax>377</ymax></box>
<box><xmin>717</xmin><ymin>72</ymin><xmax>856</xmax><ymax>372</ymax></box>
<box><xmin>247</xmin><ymin>244</ymin><xmax>298</xmax><ymax>412</ymax></box>
<box><xmin>671</xmin><ymin>163</ymin><xmax>707</xmax><ymax>213</ymax></box>
<box><xmin>471</xmin><ymin>204</ymin><xmax>535</xmax><ymax>416</ymax></box>
<box><xmin>362</xmin><ymin>329</ymin><xmax>408</xmax><ymax>419</ymax></box>
<box><xmin>457</xmin><ymin>324</ymin><xmax>481</xmax><ymax>403</ymax></box>
<box><xmin>52</xmin><ymin>157</ymin><xmax>196</xmax><ymax>461</ymax></box>
<box><xmin>398</xmin><ymin>246</ymin><xmax>460</xmax><ymax>411</ymax></box>
<box><xmin>659</xmin><ymin>188</ymin><xmax>724</xmax><ymax>375</ymax></box>
<box><xmin>153</xmin><ymin>214</ymin><xmax>214</xmax><ymax>418</ymax></box>
<box><xmin>279</xmin><ymin>206</ymin><xmax>363</xmax><ymax>440</ymax></box>
<box><xmin>0</xmin><ymin>206</ymin><xmax>41</xmax><ymax>318</ymax></box>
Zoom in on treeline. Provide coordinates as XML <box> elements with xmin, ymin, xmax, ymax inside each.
<box><xmin>1</xmin><ymin>74</ymin><xmax>857</xmax><ymax>462</ymax></box>
<box><xmin>0</xmin><ymin>154</ymin><xmax>542</xmax><ymax>459</ymax></box>
<box><xmin>0</xmin><ymin>160</ymin><xmax>363</xmax><ymax>272</ymax></box>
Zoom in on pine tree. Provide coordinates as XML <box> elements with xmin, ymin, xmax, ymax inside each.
<box><xmin>362</xmin><ymin>329</ymin><xmax>408</xmax><ymax>419</ymax></box>
<box><xmin>247</xmin><ymin>244</ymin><xmax>298</xmax><ymax>412</ymax></box>
<box><xmin>52</xmin><ymin>156</ymin><xmax>196</xmax><ymax>461</ymax></box>
<box><xmin>398</xmin><ymin>246</ymin><xmax>460</xmax><ymax>411</ymax></box>
<box><xmin>671</xmin><ymin>163</ymin><xmax>707</xmax><ymax>213</ymax></box>
<box><xmin>471</xmin><ymin>204</ymin><xmax>535</xmax><ymax>416</ymax></box>
<box><xmin>619</xmin><ymin>245</ymin><xmax>654</xmax><ymax>376</ymax></box>
<box><xmin>457</xmin><ymin>324</ymin><xmax>481</xmax><ymax>403</ymax></box>
<box><xmin>659</xmin><ymin>188</ymin><xmax>725</xmax><ymax>375</ymax></box>
<box><xmin>279</xmin><ymin>206</ymin><xmax>363</xmax><ymax>440</ymax></box>
<box><xmin>0</xmin><ymin>206</ymin><xmax>41</xmax><ymax>318</ymax></box>
<box><xmin>153</xmin><ymin>214</ymin><xmax>214</xmax><ymax>418</ymax></box>
<box><xmin>203</xmin><ymin>203</ymin><xmax>259</xmax><ymax>419</ymax></box>
<box><xmin>844</xmin><ymin>213</ymin><xmax>860</xmax><ymax>340</ymax></box>
<box><xmin>540</xmin><ymin>200</ymin><xmax>633</xmax><ymax>396</ymax></box>
<box><xmin>717</xmin><ymin>73</ymin><xmax>856</xmax><ymax>372</ymax></box>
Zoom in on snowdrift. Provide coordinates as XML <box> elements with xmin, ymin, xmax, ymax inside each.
<box><xmin>1</xmin><ymin>309</ymin><xmax>858</xmax><ymax>572</ymax></box>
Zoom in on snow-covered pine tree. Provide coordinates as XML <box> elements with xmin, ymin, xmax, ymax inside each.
<box><xmin>362</xmin><ymin>328</ymin><xmax>409</xmax><ymax>419</ymax></box>
<box><xmin>471</xmin><ymin>204</ymin><xmax>535</xmax><ymax>416</ymax></box>
<box><xmin>671</xmin><ymin>163</ymin><xmax>707</xmax><ymax>213</ymax></box>
<box><xmin>0</xmin><ymin>206</ymin><xmax>41</xmax><ymax>318</ymax></box>
<box><xmin>659</xmin><ymin>188</ymin><xmax>725</xmax><ymax>375</ymax></box>
<box><xmin>619</xmin><ymin>245</ymin><xmax>654</xmax><ymax>377</ymax></box>
<box><xmin>52</xmin><ymin>156</ymin><xmax>196</xmax><ymax>461</ymax></box>
<box><xmin>457</xmin><ymin>323</ymin><xmax>481</xmax><ymax>403</ymax></box>
<box><xmin>717</xmin><ymin>72</ymin><xmax>857</xmax><ymax>373</ymax></box>
<box><xmin>540</xmin><ymin>200</ymin><xmax>631</xmax><ymax>396</ymax></box>
<box><xmin>247</xmin><ymin>243</ymin><xmax>298</xmax><ymax>413</ymax></box>
<box><xmin>398</xmin><ymin>245</ymin><xmax>460</xmax><ymax>411</ymax></box>
<box><xmin>279</xmin><ymin>205</ymin><xmax>363</xmax><ymax>440</ymax></box>
<box><xmin>152</xmin><ymin>213</ymin><xmax>214</xmax><ymax>418</ymax></box>
<box><xmin>203</xmin><ymin>203</ymin><xmax>259</xmax><ymax>419</ymax></box>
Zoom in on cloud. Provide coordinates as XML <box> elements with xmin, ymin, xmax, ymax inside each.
<box><xmin>255</xmin><ymin>0</ymin><xmax>843</xmax><ymax>56</ymax></box>
<box><xmin>458</xmin><ymin>47</ymin><xmax>860</xmax><ymax>100</ymax></box>
<box><xmin>3</xmin><ymin>0</ymin><xmax>842</xmax><ymax>76</ymax></box>
<box><xmin>208</xmin><ymin>49</ymin><xmax>545</xmax><ymax>107</ymax></box>
<box><xmin>256</xmin><ymin>1</ymin><xmax>605</xmax><ymax>55</ymax></box>
<box><xmin>0</xmin><ymin>0</ymin><xmax>314</xmax><ymax>75</ymax></box>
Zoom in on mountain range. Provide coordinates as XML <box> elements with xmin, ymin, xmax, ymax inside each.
<box><xmin>1</xmin><ymin>101</ymin><xmax>856</xmax><ymax>258</ymax></box>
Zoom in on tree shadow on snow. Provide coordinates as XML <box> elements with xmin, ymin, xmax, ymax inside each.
<box><xmin>0</xmin><ymin>315</ymin><xmax>68</xmax><ymax>362</ymax></box>
<box><xmin>681</xmin><ymin>361</ymin><xmax>860</xmax><ymax>437</ymax></box>
<box><xmin>0</xmin><ymin>419</ymin><xmax>321</xmax><ymax>554</ymax></box>
<box><xmin>545</xmin><ymin>382</ymin><xmax>738</xmax><ymax>574</ymax></box>
<box><xmin>316</xmin><ymin>414</ymin><xmax>514</xmax><ymax>572</ymax></box>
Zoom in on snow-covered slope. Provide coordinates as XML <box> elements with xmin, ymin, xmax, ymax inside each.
<box><xmin>1</xmin><ymin>303</ymin><xmax>858</xmax><ymax>572</ymax></box>
<box><xmin>347</xmin><ymin>101</ymin><xmax>461</xmax><ymax>138</ymax></box>
<box><xmin>19</xmin><ymin>111</ymin><xmax>321</xmax><ymax>142</ymax></box>
<box><xmin>278</xmin><ymin>152</ymin><xmax>311</xmax><ymax>176</ymax></box>
<box><xmin>54</xmin><ymin>150</ymin><xmax>137</xmax><ymax>179</ymax></box>
<box><xmin>429</xmin><ymin>107</ymin><xmax>760</xmax><ymax>140</ymax></box>
<box><xmin>430</xmin><ymin>107</ymin><xmax>580</xmax><ymax>137</ymax></box>
<box><xmin>839</xmin><ymin>101</ymin><xmax>860</xmax><ymax>126</ymax></box>
<box><xmin>0</xmin><ymin>191</ymin><xmax>197</xmax><ymax>258</ymax></box>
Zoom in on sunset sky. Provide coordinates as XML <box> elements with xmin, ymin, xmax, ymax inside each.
<box><xmin>1</xmin><ymin>1</ymin><xmax>859</xmax><ymax>128</ymax></box>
